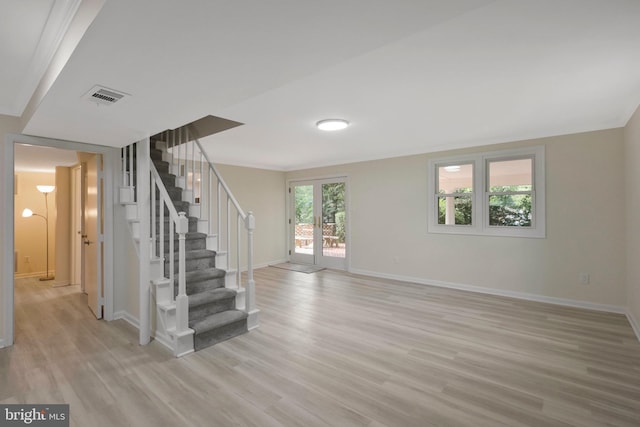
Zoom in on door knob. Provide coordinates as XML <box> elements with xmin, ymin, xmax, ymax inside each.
<box><xmin>83</xmin><ymin>239</ymin><xmax>92</xmax><ymax>246</ymax></box>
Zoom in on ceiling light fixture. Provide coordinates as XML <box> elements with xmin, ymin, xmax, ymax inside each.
<box><xmin>316</xmin><ymin>119</ymin><xmax>349</xmax><ymax>131</ymax></box>
<box><xmin>444</xmin><ymin>165</ymin><xmax>461</xmax><ymax>172</ymax></box>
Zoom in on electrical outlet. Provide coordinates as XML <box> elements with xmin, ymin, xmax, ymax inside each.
<box><xmin>579</xmin><ymin>273</ymin><xmax>590</xmax><ymax>285</ymax></box>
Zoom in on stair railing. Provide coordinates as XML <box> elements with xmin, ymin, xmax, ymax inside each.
<box><xmin>150</xmin><ymin>162</ymin><xmax>190</xmax><ymax>337</ymax></box>
<box><xmin>161</xmin><ymin>127</ymin><xmax>258</xmax><ymax>330</ymax></box>
<box><xmin>120</xmin><ymin>138</ymin><xmax>190</xmax><ymax>347</ymax></box>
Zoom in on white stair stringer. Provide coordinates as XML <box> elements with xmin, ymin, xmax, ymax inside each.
<box><xmin>222</xmin><ymin>269</ymin><xmax>246</xmax><ymax>316</ymax></box>
<box><xmin>120</xmin><ymin>181</ymin><xmax>186</xmax><ymax>356</ymax></box>
<box><xmin>150</xmin><ymin>277</ymin><xmax>195</xmax><ymax>357</ymax></box>
<box><xmin>119</xmin><ymin>186</ymin><xmax>135</xmax><ymax>204</ymax></box>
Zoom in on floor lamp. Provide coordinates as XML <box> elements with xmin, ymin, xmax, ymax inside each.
<box><xmin>22</xmin><ymin>185</ymin><xmax>55</xmax><ymax>281</ymax></box>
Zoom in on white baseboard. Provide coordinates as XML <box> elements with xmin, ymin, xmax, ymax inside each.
<box><xmin>259</xmin><ymin>259</ymin><xmax>287</xmax><ymax>269</ymax></box>
<box><xmin>627</xmin><ymin>310</ymin><xmax>640</xmax><ymax>342</ymax></box>
<box><xmin>112</xmin><ymin>310</ymin><xmax>176</xmax><ymax>353</ymax></box>
<box><xmin>0</xmin><ymin>338</ymin><xmax>6</xmax><ymax>349</ymax></box>
<box><xmin>14</xmin><ymin>270</ymin><xmax>56</xmax><ymax>279</ymax></box>
<box><xmin>349</xmin><ymin>268</ymin><xmax>627</xmax><ymax>315</ymax></box>
<box><xmin>113</xmin><ymin>310</ymin><xmax>140</xmax><ymax>328</ymax></box>
<box><xmin>152</xmin><ymin>331</ymin><xmax>174</xmax><ymax>352</ymax></box>
<box><xmin>52</xmin><ymin>280</ymin><xmax>70</xmax><ymax>288</ymax></box>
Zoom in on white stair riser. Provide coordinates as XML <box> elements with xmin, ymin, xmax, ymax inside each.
<box><xmin>216</xmin><ymin>252</ymin><xmax>228</xmax><ymax>270</ymax></box>
<box><xmin>205</xmin><ymin>233</ymin><xmax>218</xmax><ymax>250</ymax></box>
<box><xmin>129</xmin><ymin>220</ymin><xmax>140</xmax><ymax>239</ymax></box>
<box><xmin>152</xmin><ymin>278</ymin><xmax>172</xmax><ymax>304</ymax></box>
<box><xmin>150</xmin><ymin>257</ymin><xmax>164</xmax><ymax>279</ymax></box>
<box><xmin>224</xmin><ymin>269</ymin><xmax>237</xmax><ymax>289</ymax></box>
<box><xmin>158</xmin><ymin>304</ymin><xmax>176</xmax><ymax>331</ymax></box>
<box><xmin>120</xmin><ymin>187</ymin><xmax>135</xmax><ymax>204</ymax></box>
<box><xmin>125</xmin><ymin>204</ymin><xmax>138</xmax><ymax>220</ymax></box>
<box><xmin>189</xmin><ymin>203</ymin><xmax>201</xmax><ymax>217</ymax></box>
<box><xmin>235</xmin><ymin>287</ymin><xmax>246</xmax><ymax>310</ymax></box>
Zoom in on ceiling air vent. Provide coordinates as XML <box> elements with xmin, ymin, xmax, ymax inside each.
<box><xmin>83</xmin><ymin>85</ymin><xmax>129</xmax><ymax>106</ymax></box>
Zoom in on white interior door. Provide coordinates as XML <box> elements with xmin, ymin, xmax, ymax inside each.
<box><xmin>71</xmin><ymin>165</ymin><xmax>83</xmax><ymax>287</ymax></box>
<box><xmin>290</xmin><ymin>178</ymin><xmax>347</xmax><ymax>269</ymax></box>
<box><xmin>84</xmin><ymin>155</ymin><xmax>103</xmax><ymax>319</ymax></box>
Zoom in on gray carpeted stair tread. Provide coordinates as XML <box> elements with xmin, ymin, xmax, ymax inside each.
<box><xmin>166</xmin><ymin>249</ymin><xmax>215</xmax><ymax>261</ymax></box>
<box><xmin>188</xmin><ymin>288</ymin><xmax>236</xmax><ymax>308</ymax></box>
<box><xmin>184</xmin><ymin>267</ymin><xmax>225</xmax><ymax>283</ymax></box>
<box><xmin>190</xmin><ymin>309</ymin><xmax>247</xmax><ymax>334</ymax></box>
<box><xmin>161</xmin><ymin>231</ymin><xmax>207</xmax><ymax>241</ymax></box>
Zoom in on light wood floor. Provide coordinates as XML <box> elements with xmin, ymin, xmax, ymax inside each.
<box><xmin>2</xmin><ymin>269</ymin><xmax>640</xmax><ymax>427</ymax></box>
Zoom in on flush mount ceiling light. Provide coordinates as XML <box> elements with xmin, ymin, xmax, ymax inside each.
<box><xmin>316</xmin><ymin>119</ymin><xmax>349</xmax><ymax>131</ymax></box>
<box><xmin>444</xmin><ymin>165</ymin><xmax>461</xmax><ymax>172</ymax></box>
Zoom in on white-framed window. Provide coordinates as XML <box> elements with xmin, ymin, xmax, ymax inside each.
<box><xmin>427</xmin><ymin>146</ymin><xmax>545</xmax><ymax>238</ymax></box>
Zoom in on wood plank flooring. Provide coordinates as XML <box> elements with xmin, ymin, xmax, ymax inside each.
<box><xmin>2</xmin><ymin>269</ymin><xmax>640</xmax><ymax>426</ymax></box>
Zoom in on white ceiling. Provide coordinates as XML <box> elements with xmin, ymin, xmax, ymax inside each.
<box><xmin>0</xmin><ymin>0</ymin><xmax>80</xmax><ymax>116</ymax></box>
<box><xmin>6</xmin><ymin>0</ymin><xmax>640</xmax><ymax>170</ymax></box>
<box><xmin>14</xmin><ymin>143</ymin><xmax>78</xmax><ymax>172</ymax></box>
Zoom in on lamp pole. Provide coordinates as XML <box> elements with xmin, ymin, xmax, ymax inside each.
<box><xmin>22</xmin><ymin>185</ymin><xmax>55</xmax><ymax>281</ymax></box>
<box><xmin>41</xmin><ymin>191</ymin><xmax>52</xmax><ymax>281</ymax></box>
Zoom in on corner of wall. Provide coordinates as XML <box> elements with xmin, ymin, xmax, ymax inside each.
<box><xmin>627</xmin><ymin>310</ymin><xmax>640</xmax><ymax>342</ymax></box>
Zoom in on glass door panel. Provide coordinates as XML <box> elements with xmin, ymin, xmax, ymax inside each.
<box><xmin>321</xmin><ymin>182</ymin><xmax>346</xmax><ymax>260</ymax></box>
<box><xmin>291</xmin><ymin>184</ymin><xmax>314</xmax><ymax>264</ymax></box>
<box><xmin>290</xmin><ymin>178</ymin><xmax>347</xmax><ymax>270</ymax></box>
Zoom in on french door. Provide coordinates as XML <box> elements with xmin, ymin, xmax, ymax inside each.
<box><xmin>290</xmin><ymin>178</ymin><xmax>347</xmax><ymax>270</ymax></box>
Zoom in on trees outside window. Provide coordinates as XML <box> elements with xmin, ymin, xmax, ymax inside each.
<box><xmin>428</xmin><ymin>146</ymin><xmax>545</xmax><ymax>238</ymax></box>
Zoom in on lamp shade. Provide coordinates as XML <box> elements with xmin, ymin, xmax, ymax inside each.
<box><xmin>22</xmin><ymin>208</ymin><xmax>33</xmax><ymax>218</ymax></box>
<box><xmin>36</xmin><ymin>185</ymin><xmax>55</xmax><ymax>193</ymax></box>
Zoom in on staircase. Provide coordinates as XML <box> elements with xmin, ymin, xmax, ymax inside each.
<box><xmin>150</xmin><ymin>140</ymin><xmax>248</xmax><ymax>351</ymax></box>
<box><xmin>119</xmin><ymin>133</ymin><xmax>258</xmax><ymax>356</ymax></box>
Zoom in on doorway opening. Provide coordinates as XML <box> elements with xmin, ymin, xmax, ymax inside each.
<box><xmin>289</xmin><ymin>178</ymin><xmax>348</xmax><ymax>270</ymax></box>
<box><xmin>2</xmin><ymin>134</ymin><xmax>116</xmax><ymax>348</ymax></box>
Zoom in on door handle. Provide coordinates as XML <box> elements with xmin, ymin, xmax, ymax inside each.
<box><xmin>84</xmin><ymin>239</ymin><xmax>92</xmax><ymax>246</ymax></box>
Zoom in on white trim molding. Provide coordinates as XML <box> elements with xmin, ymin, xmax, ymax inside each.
<box><xmin>350</xmin><ymin>267</ymin><xmax>628</xmax><ymax>315</ymax></box>
<box><xmin>113</xmin><ymin>310</ymin><xmax>139</xmax><ymax>329</ymax></box>
<box><xmin>112</xmin><ymin>310</ymin><xmax>178</xmax><ymax>354</ymax></box>
<box><xmin>428</xmin><ymin>145</ymin><xmax>545</xmax><ymax>238</ymax></box>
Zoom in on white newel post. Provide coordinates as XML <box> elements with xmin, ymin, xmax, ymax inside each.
<box><xmin>245</xmin><ymin>211</ymin><xmax>259</xmax><ymax>330</ymax></box>
<box><xmin>173</xmin><ymin>211</ymin><xmax>194</xmax><ymax>356</ymax></box>
<box><xmin>137</xmin><ymin>138</ymin><xmax>151</xmax><ymax>346</ymax></box>
<box><xmin>176</xmin><ymin>211</ymin><xmax>189</xmax><ymax>332</ymax></box>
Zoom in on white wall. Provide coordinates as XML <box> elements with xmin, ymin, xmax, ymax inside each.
<box><xmin>216</xmin><ymin>164</ymin><xmax>287</xmax><ymax>267</ymax></box>
<box><xmin>0</xmin><ymin>115</ymin><xmax>23</xmax><ymax>347</ymax></box>
<box><xmin>286</xmin><ymin>128</ymin><xmax>627</xmax><ymax>308</ymax></box>
<box><xmin>14</xmin><ymin>171</ymin><xmax>57</xmax><ymax>276</ymax></box>
<box><xmin>112</xmin><ymin>202</ymin><xmax>139</xmax><ymax>322</ymax></box>
<box><xmin>624</xmin><ymin>105</ymin><xmax>640</xmax><ymax>334</ymax></box>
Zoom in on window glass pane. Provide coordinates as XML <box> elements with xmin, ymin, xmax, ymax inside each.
<box><xmin>438</xmin><ymin>195</ymin><xmax>472</xmax><ymax>225</ymax></box>
<box><xmin>489</xmin><ymin>194</ymin><xmax>532</xmax><ymax>227</ymax></box>
<box><xmin>438</xmin><ymin>163</ymin><xmax>473</xmax><ymax>193</ymax></box>
<box><xmin>488</xmin><ymin>158</ymin><xmax>532</xmax><ymax>191</ymax></box>
<box><xmin>322</xmin><ymin>182</ymin><xmax>345</xmax><ymax>259</ymax></box>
